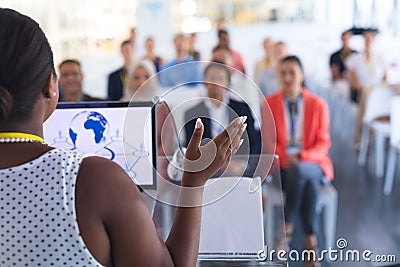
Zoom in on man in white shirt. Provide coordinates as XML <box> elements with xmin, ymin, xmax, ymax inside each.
<box><xmin>346</xmin><ymin>29</ymin><xmax>387</xmax><ymax>102</ymax></box>
<box><xmin>346</xmin><ymin>28</ymin><xmax>387</xmax><ymax>147</ymax></box>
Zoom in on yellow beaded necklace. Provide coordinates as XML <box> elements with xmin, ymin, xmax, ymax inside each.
<box><xmin>0</xmin><ymin>132</ymin><xmax>48</xmax><ymax>145</ymax></box>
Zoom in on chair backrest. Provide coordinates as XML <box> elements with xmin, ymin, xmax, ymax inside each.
<box><xmin>390</xmin><ymin>96</ymin><xmax>400</xmax><ymax>147</ymax></box>
<box><xmin>363</xmin><ymin>86</ymin><xmax>395</xmax><ymax>123</ymax></box>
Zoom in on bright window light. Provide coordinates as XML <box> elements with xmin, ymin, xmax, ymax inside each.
<box><xmin>197</xmin><ymin>17</ymin><xmax>211</xmax><ymax>32</ymax></box>
<box><xmin>181</xmin><ymin>16</ymin><xmax>197</xmax><ymax>33</ymax></box>
<box><xmin>179</xmin><ymin>0</ymin><xmax>197</xmax><ymax>16</ymax></box>
<box><xmin>181</xmin><ymin>16</ymin><xmax>211</xmax><ymax>33</ymax></box>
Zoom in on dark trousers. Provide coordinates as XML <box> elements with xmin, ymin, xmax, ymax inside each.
<box><xmin>350</xmin><ymin>88</ymin><xmax>360</xmax><ymax>103</ymax></box>
<box><xmin>281</xmin><ymin>162</ymin><xmax>324</xmax><ymax>235</ymax></box>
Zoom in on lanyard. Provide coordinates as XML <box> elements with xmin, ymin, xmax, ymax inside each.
<box><xmin>287</xmin><ymin>100</ymin><xmax>299</xmax><ymax>144</ymax></box>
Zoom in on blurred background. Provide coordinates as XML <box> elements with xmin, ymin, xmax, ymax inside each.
<box><xmin>2</xmin><ymin>0</ymin><xmax>400</xmax><ymax>99</ymax></box>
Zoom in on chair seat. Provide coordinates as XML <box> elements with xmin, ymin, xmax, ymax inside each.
<box><xmin>371</xmin><ymin>120</ymin><xmax>390</xmax><ymax>136</ymax></box>
<box><xmin>263</xmin><ymin>182</ymin><xmax>338</xmax><ymax>251</ymax></box>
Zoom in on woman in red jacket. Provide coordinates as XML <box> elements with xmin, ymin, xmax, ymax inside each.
<box><xmin>262</xmin><ymin>55</ymin><xmax>333</xmax><ymax>267</ymax></box>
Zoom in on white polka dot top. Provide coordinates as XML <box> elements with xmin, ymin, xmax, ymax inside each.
<box><xmin>0</xmin><ymin>148</ymin><xmax>104</xmax><ymax>267</ymax></box>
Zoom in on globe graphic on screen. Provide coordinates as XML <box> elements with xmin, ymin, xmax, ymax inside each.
<box><xmin>69</xmin><ymin>111</ymin><xmax>110</xmax><ymax>152</ymax></box>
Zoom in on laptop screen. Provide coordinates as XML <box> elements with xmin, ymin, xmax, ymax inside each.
<box><xmin>43</xmin><ymin>101</ymin><xmax>157</xmax><ymax>189</ymax></box>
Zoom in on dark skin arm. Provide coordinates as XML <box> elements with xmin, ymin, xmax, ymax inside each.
<box><xmin>75</xmin><ymin>116</ymin><xmax>246</xmax><ymax>267</ymax></box>
<box><xmin>330</xmin><ymin>64</ymin><xmax>343</xmax><ymax>80</ymax></box>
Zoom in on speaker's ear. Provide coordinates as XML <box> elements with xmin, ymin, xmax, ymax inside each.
<box><xmin>42</xmin><ymin>73</ymin><xmax>59</xmax><ymax>123</ymax></box>
<box><xmin>42</xmin><ymin>73</ymin><xmax>56</xmax><ymax>98</ymax></box>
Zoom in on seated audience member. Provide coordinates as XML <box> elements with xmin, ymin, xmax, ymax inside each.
<box><xmin>122</xmin><ymin>59</ymin><xmax>175</xmax><ymax>156</ymax></box>
<box><xmin>212</xmin><ymin>44</ymin><xmax>233</xmax><ymax>66</ymax></box>
<box><xmin>346</xmin><ymin>28</ymin><xmax>387</xmax><ymax>148</ymax></box>
<box><xmin>212</xmin><ymin>44</ymin><xmax>262</xmax><ymax>127</ymax></box>
<box><xmin>143</xmin><ymin>37</ymin><xmax>164</xmax><ymax>73</ymax></box>
<box><xmin>184</xmin><ymin>61</ymin><xmax>261</xmax><ymax>156</ymax></box>
<box><xmin>346</xmin><ymin>28</ymin><xmax>386</xmax><ymax>103</ymax></box>
<box><xmin>262</xmin><ymin>56</ymin><xmax>333</xmax><ymax>267</ymax></box>
<box><xmin>329</xmin><ymin>30</ymin><xmax>356</xmax><ymax>99</ymax></box>
<box><xmin>58</xmin><ymin>59</ymin><xmax>103</xmax><ymax>102</ymax></box>
<box><xmin>159</xmin><ymin>33</ymin><xmax>201</xmax><ymax>88</ymax></box>
<box><xmin>257</xmin><ymin>41</ymin><xmax>288</xmax><ymax>96</ymax></box>
<box><xmin>0</xmin><ymin>8</ymin><xmax>246</xmax><ymax>266</ymax></box>
<box><xmin>329</xmin><ymin>30</ymin><xmax>356</xmax><ymax>81</ymax></box>
<box><xmin>217</xmin><ymin>29</ymin><xmax>246</xmax><ymax>74</ymax></box>
<box><xmin>107</xmin><ymin>40</ymin><xmax>134</xmax><ymax>101</ymax></box>
<box><xmin>253</xmin><ymin>37</ymin><xmax>275</xmax><ymax>83</ymax></box>
<box><xmin>188</xmin><ymin>32</ymin><xmax>201</xmax><ymax>60</ymax></box>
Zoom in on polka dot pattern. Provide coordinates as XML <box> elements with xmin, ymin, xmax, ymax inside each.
<box><xmin>0</xmin><ymin>149</ymin><xmax>103</xmax><ymax>266</ymax></box>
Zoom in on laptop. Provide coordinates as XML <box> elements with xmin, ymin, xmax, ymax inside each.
<box><xmin>43</xmin><ymin>101</ymin><xmax>157</xmax><ymax>193</ymax></box>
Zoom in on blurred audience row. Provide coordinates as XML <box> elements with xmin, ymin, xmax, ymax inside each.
<box><xmin>57</xmin><ymin>26</ymin><xmax>400</xmax><ymax>153</ymax></box>
<box><xmin>328</xmin><ymin>28</ymin><xmax>400</xmax><ymax>149</ymax></box>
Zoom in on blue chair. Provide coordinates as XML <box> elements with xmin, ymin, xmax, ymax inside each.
<box><xmin>264</xmin><ymin>178</ymin><xmax>338</xmax><ymax>251</ymax></box>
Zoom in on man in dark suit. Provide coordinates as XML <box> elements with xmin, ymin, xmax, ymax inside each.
<box><xmin>107</xmin><ymin>40</ymin><xmax>134</xmax><ymax>101</ymax></box>
<box><xmin>184</xmin><ymin>62</ymin><xmax>261</xmax><ymax>156</ymax></box>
